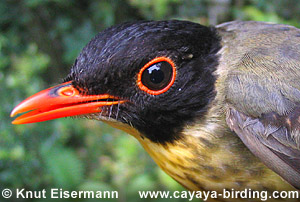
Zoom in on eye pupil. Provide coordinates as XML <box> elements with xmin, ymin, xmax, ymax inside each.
<box><xmin>148</xmin><ymin>64</ymin><xmax>164</xmax><ymax>84</ymax></box>
<box><xmin>141</xmin><ymin>61</ymin><xmax>173</xmax><ymax>91</ymax></box>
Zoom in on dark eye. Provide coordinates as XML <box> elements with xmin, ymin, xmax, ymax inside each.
<box><xmin>137</xmin><ymin>57</ymin><xmax>176</xmax><ymax>95</ymax></box>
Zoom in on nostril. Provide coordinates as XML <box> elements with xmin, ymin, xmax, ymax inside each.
<box><xmin>61</xmin><ymin>88</ymin><xmax>76</xmax><ymax>96</ymax></box>
<box><xmin>57</xmin><ymin>86</ymin><xmax>79</xmax><ymax>97</ymax></box>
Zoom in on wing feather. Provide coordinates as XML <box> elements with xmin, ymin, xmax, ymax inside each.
<box><xmin>217</xmin><ymin>21</ymin><xmax>300</xmax><ymax>189</ymax></box>
<box><xmin>227</xmin><ymin>107</ymin><xmax>300</xmax><ymax>189</ymax></box>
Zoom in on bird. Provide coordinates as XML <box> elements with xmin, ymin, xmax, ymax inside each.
<box><xmin>10</xmin><ymin>20</ymin><xmax>300</xmax><ymax>201</ymax></box>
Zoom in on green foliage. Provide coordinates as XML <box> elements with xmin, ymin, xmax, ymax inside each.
<box><xmin>62</xmin><ymin>21</ymin><xmax>97</xmax><ymax>64</ymax></box>
<box><xmin>42</xmin><ymin>146</ymin><xmax>84</xmax><ymax>189</ymax></box>
<box><xmin>1</xmin><ymin>1</ymin><xmax>300</xmax><ymax>202</ymax></box>
<box><xmin>242</xmin><ymin>6</ymin><xmax>300</xmax><ymax>27</ymax></box>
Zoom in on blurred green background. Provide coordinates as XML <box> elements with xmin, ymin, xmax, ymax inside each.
<box><xmin>1</xmin><ymin>0</ymin><xmax>300</xmax><ymax>201</ymax></box>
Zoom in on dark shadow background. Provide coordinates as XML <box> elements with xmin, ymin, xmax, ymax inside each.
<box><xmin>1</xmin><ymin>0</ymin><xmax>300</xmax><ymax>201</ymax></box>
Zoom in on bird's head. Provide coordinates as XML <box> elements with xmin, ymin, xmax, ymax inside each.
<box><xmin>11</xmin><ymin>20</ymin><xmax>221</xmax><ymax>144</ymax></box>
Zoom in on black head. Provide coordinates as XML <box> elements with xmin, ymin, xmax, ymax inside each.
<box><xmin>66</xmin><ymin>20</ymin><xmax>221</xmax><ymax>144</ymax></box>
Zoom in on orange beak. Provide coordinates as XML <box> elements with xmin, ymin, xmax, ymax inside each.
<box><xmin>10</xmin><ymin>81</ymin><xmax>124</xmax><ymax>124</ymax></box>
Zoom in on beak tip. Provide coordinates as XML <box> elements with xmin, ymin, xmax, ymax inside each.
<box><xmin>11</xmin><ymin>116</ymin><xmax>20</xmax><ymax>124</ymax></box>
<box><xmin>10</xmin><ymin>111</ymin><xmax>16</xmax><ymax>118</ymax></box>
<box><xmin>11</xmin><ymin>110</ymin><xmax>21</xmax><ymax>124</ymax></box>
<box><xmin>10</xmin><ymin>106</ymin><xmax>20</xmax><ymax>118</ymax></box>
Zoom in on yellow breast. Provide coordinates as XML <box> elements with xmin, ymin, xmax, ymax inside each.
<box><xmin>104</xmin><ymin>116</ymin><xmax>297</xmax><ymax>202</ymax></box>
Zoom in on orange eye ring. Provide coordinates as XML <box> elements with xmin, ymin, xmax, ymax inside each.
<box><xmin>137</xmin><ymin>57</ymin><xmax>177</xmax><ymax>95</ymax></box>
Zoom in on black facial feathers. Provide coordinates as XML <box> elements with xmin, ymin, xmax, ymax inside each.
<box><xmin>67</xmin><ymin>20</ymin><xmax>222</xmax><ymax>144</ymax></box>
